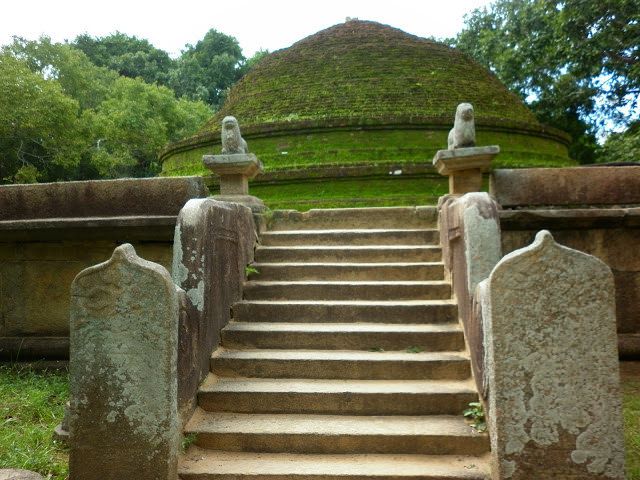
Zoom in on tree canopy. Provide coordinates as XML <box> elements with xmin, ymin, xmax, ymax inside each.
<box><xmin>73</xmin><ymin>32</ymin><xmax>174</xmax><ymax>86</ymax></box>
<box><xmin>0</xmin><ymin>37</ymin><xmax>212</xmax><ymax>184</ymax></box>
<box><xmin>454</xmin><ymin>0</ymin><xmax>639</xmax><ymax>163</ymax></box>
<box><xmin>169</xmin><ymin>29</ymin><xmax>245</xmax><ymax>108</ymax></box>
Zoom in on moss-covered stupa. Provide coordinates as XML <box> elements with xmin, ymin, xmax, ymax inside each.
<box><xmin>161</xmin><ymin>20</ymin><xmax>573</xmax><ymax>209</ymax></box>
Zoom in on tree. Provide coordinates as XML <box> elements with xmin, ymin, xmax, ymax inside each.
<box><xmin>73</xmin><ymin>32</ymin><xmax>175</xmax><ymax>86</ymax></box>
<box><xmin>170</xmin><ymin>29</ymin><xmax>245</xmax><ymax>108</ymax></box>
<box><xmin>88</xmin><ymin>77</ymin><xmax>211</xmax><ymax>178</ymax></box>
<box><xmin>0</xmin><ymin>54</ymin><xmax>87</xmax><ymax>183</ymax></box>
<box><xmin>0</xmin><ymin>38</ymin><xmax>212</xmax><ymax>183</ymax></box>
<box><xmin>454</xmin><ymin>0</ymin><xmax>639</xmax><ymax>163</ymax></box>
<box><xmin>3</xmin><ymin>36</ymin><xmax>117</xmax><ymax>110</ymax></box>
<box><xmin>600</xmin><ymin>120</ymin><xmax>640</xmax><ymax>163</ymax></box>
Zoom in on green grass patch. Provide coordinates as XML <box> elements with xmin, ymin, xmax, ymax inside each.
<box><xmin>252</xmin><ymin>176</ymin><xmax>449</xmax><ymax>211</ymax></box>
<box><xmin>623</xmin><ymin>367</ymin><xmax>640</xmax><ymax>479</ymax></box>
<box><xmin>0</xmin><ymin>362</ymin><xmax>638</xmax><ymax>479</ymax></box>
<box><xmin>0</xmin><ymin>365</ymin><xmax>69</xmax><ymax>479</ymax></box>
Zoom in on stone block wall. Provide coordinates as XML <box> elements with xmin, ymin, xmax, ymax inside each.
<box><xmin>492</xmin><ymin>166</ymin><xmax>640</xmax><ymax>358</ymax></box>
<box><xmin>0</xmin><ymin>177</ymin><xmax>208</xmax><ymax>360</ymax></box>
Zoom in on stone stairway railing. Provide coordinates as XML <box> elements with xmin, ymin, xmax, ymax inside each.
<box><xmin>438</xmin><ymin>192</ymin><xmax>626</xmax><ymax>479</ymax></box>
<box><xmin>67</xmin><ymin>198</ymin><xmax>257</xmax><ymax>480</ymax></box>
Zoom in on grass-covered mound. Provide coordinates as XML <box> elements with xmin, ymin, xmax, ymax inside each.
<box><xmin>160</xmin><ymin>20</ymin><xmax>573</xmax><ymax>209</ymax></box>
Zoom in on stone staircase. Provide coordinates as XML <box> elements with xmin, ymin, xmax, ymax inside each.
<box><xmin>179</xmin><ymin>207</ymin><xmax>490</xmax><ymax>479</ymax></box>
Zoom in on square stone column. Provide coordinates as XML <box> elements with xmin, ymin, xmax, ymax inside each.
<box><xmin>203</xmin><ymin>153</ymin><xmax>266</xmax><ymax>214</ymax></box>
<box><xmin>433</xmin><ymin>146</ymin><xmax>499</xmax><ymax>195</ymax></box>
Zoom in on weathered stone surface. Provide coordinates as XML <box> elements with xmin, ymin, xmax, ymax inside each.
<box><xmin>203</xmin><ymin>153</ymin><xmax>263</xmax><ymax>179</ymax></box>
<box><xmin>0</xmin><ymin>241</ymin><xmax>172</xmax><ymax>345</ymax></box>
<box><xmin>438</xmin><ymin>192</ymin><xmax>501</xmax><ymax>397</ymax></box>
<box><xmin>433</xmin><ymin>146</ymin><xmax>498</xmax><ymax>194</ymax></box>
<box><xmin>69</xmin><ymin>244</ymin><xmax>179</xmax><ymax>480</ymax></box>
<box><xmin>221</xmin><ymin>116</ymin><xmax>249</xmax><ymax>154</ymax></box>
<box><xmin>432</xmin><ymin>146</ymin><xmax>499</xmax><ymax>176</ymax></box>
<box><xmin>203</xmin><ymin>153</ymin><xmax>266</xmax><ymax>212</ymax></box>
<box><xmin>491</xmin><ymin>166</ymin><xmax>640</xmax><ymax>207</ymax></box>
<box><xmin>479</xmin><ymin>230</ymin><xmax>625</xmax><ymax>479</ymax></box>
<box><xmin>172</xmin><ymin>198</ymin><xmax>256</xmax><ymax>423</ymax></box>
<box><xmin>0</xmin><ymin>176</ymin><xmax>207</xmax><ymax>221</ymax></box>
<box><xmin>501</xmin><ymin>225</ymin><xmax>640</xmax><ymax>354</ymax></box>
<box><xmin>447</xmin><ymin>102</ymin><xmax>476</xmax><ymax>149</ymax></box>
<box><xmin>0</xmin><ymin>470</ymin><xmax>44</xmax><ymax>480</ymax></box>
<box><xmin>53</xmin><ymin>400</ymin><xmax>70</xmax><ymax>444</ymax></box>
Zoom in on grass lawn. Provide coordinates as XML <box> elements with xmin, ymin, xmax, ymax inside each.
<box><xmin>0</xmin><ymin>365</ymin><xmax>68</xmax><ymax>479</ymax></box>
<box><xmin>0</xmin><ymin>362</ymin><xmax>639</xmax><ymax>479</ymax></box>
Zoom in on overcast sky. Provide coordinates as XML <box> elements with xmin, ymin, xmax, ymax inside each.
<box><xmin>0</xmin><ymin>0</ymin><xmax>494</xmax><ymax>57</ymax></box>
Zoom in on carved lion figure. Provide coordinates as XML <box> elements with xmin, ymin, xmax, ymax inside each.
<box><xmin>221</xmin><ymin>116</ymin><xmax>249</xmax><ymax>154</ymax></box>
<box><xmin>448</xmin><ymin>103</ymin><xmax>476</xmax><ymax>150</ymax></box>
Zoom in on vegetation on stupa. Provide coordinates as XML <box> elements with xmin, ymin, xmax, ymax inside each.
<box><xmin>173</xmin><ymin>20</ymin><xmax>563</xmax><ymax>151</ymax></box>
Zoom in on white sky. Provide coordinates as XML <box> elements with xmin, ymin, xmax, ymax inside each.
<box><xmin>0</xmin><ymin>0</ymin><xmax>495</xmax><ymax>57</ymax></box>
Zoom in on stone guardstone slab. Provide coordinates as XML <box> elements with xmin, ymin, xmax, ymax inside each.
<box><xmin>69</xmin><ymin>244</ymin><xmax>179</xmax><ymax>480</ymax></box>
<box><xmin>433</xmin><ymin>146</ymin><xmax>499</xmax><ymax>194</ymax></box>
<box><xmin>0</xmin><ymin>470</ymin><xmax>44</xmax><ymax>480</ymax></box>
<box><xmin>479</xmin><ymin>230</ymin><xmax>625</xmax><ymax>479</ymax></box>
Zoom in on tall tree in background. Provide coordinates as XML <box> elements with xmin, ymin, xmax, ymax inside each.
<box><xmin>0</xmin><ymin>53</ymin><xmax>87</xmax><ymax>183</ymax></box>
<box><xmin>0</xmin><ymin>37</ymin><xmax>211</xmax><ymax>183</ymax></box>
<box><xmin>73</xmin><ymin>32</ymin><xmax>174</xmax><ymax>86</ymax></box>
<box><xmin>169</xmin><ymin>28</ymin><xmax>245</xmax><ymax>108</ymax></box>
<box><xmin>455</xmin><ymin>0</ymin><xmax>639</xmax><ymax>163</ymax></box>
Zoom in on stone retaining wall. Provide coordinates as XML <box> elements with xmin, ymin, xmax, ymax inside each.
<box><xmin>492</xmin><ymin>166</ymin><xmax>640</xmax><ymax>358</ymax></box>
<box><xmin>0</xmin><ymin>177</ymin><xmax>208</xmax><ymax>360</ymax></box>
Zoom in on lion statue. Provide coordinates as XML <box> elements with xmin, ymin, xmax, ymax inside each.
<box><xmin>221</xmin><ymin>116</ymin><xmax>249</xmax><ymax>154</ymax></box>
<box><xmin>448</xmin><ymin>103</ymin><xmax>476</xmax><ymax>150</ymax></box>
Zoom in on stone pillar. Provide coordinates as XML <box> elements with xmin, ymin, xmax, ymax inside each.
<box><xmin>203</xmin><ymin>153</ymin><xmax>266</xmax><ymax>214</ymax></box>
<box><xmin>69</xmin><ymin>244</ymin><xmax>180</xmax><ymax>480</ymax></box>
<box><xmin>477</xmin><ymin>231</ymin><xmax>625</xmax><ymax>479</ymax></box>
<box><xmin>433</xmin><ymin>146</ymin><xmax>499</xmax><ymax>195</ymax></box>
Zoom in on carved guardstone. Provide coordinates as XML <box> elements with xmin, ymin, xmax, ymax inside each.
<box><xmin>478</xmin><ymin>231</ymin><xmax>625</xmax><ymax>479</ymax></box>
<box><xmin>69</xmin><ymin>244</ymin><xmax>180</xmax><ymax>480</ymax></box>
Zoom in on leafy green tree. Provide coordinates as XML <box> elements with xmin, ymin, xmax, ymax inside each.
<box><xmin>3</xmin><ymin>36</ymin><xmax>117</xmax><ymax>110</ymax></box>
<box><xmin>1</xmin><ymin>38</ymin><xmax>212</xmax><ymax>183</ymax></box>
<box><xmin>600</xmin><ymin>121</ymin><xmax>640</xmax><ymax>163</ymax></box>
<box><xmin>454</xmin><ymin>0</ymin><xmax>639</xmax><ymax>163</ymax></box>
<box><xmin>88</xmin><ymin>77</ymin><xmax>211</xmax><ymax>178</ymax></box>
<box><xmin>0</xmin><ymin>54</ymin><xmax>87</xmax><ymax>183</ymax></box>
<box><xmin>73</xmin><ymin>32</ymin><xmax>174</xmax><ymax>86</ymax></box>
<box><xmin>170</xmin><ymin>29</ymin><xmax>245</xmax><ymax>108</ymax></box>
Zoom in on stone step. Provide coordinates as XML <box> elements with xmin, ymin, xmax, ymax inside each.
<box><xmin>232</xmin><ymin>300</ymin><xmax>458</xmax><ymax>324</ymax></box>
<box><xmin>221</xmin><ymin>322</ymin><xmax>464</xmax><ymax>351</ymax></box>
<box><xmin>254</xmin><ymin>246</ymin><xmax>442</xmax><ymax>263</ymax></box>
<box><xmin>269</xmin><ymin>207</ymin><xmax>438</xmax><ymax>231</ymax></box>
<box><xmin>210</xmin><ymin>349</ymin><xmax>470</xmax><ymax>380</ymax></box>
<box><xmin>242</xmin><ymin>281</ymin><xmax>451</xmax><ymax>301</ymax></box>
<box><xmin>179</xmin><ymin>447</ymin><xmax>490</xmax><ymax>479</ymax></box>
<box><xmin>260</xmin><ymin>229</ymin><xmax>440</xmax><ymax>246</ymax></box>
<box><xmin>185</xmin><ymin>411</ymin><xmax>489</xmax><ymax>455</ymax></box>
<box><xmin>249</xmin><ymin>262</ymin><xmax>445</xmax><ymax>281</ymax></box>
<box><xmin>198</xmin><ymin>375</ymin><xmax>478</xmax><ymax>415</ymax></box>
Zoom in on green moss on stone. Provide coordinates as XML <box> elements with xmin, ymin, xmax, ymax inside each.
<box><xmin>159</xmin><ymin>20</ymin><xmax>573</xmax><ymax>208</ymax></box>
